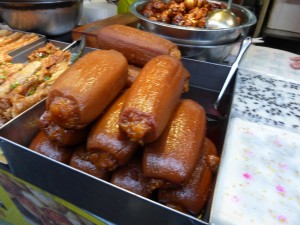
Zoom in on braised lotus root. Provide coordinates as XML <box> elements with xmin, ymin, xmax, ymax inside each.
<box><xmin>158</xmin><ymin>138</ymin><xmax>220</xmax><ymax>215</ymax></box>
<box><xmin>119</xmin><ymin>55</ymin><xmax>189</xmax><ymax>143</ymax></box>
<box><xmin>111</xmin><ymin>157</ymin><xmax>153</xmax><ymax>198</ymax></box>
<box><xmin>69</xmin><ymin>145</ymin><xmax>111</xmax><ymax>181</ymax></box>
<box><xmin>142</xmin><ymin>99</ymin><xmax>206</xmax><ymax>185</ymax></box>
<box><xmin>87</xmin><ymin>91</ymin><xmax>140</xmax><ymax>171</ymax></box>
<box><xmin>46</xmin><ymin>49</ymin><xmax>128</xmax><ymax>130</ymax></box>
<box><xmin>29</xmin><ymin>131</ymin><xmax>74</xmax><ymax>164</ymax></box>
<box><xmin>141</xmin><ymin>0</ymin><xmax>227</xmax><ymax>28</ymax></box>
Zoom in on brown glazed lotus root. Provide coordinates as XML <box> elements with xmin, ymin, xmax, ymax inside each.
<box><xmin>39</xmin><ymin>110</ymin><xmax>89</xmax><ymax>147</ymax></box>
<box><xmin>158</xmin><ymin>138</ymin><xmax>220</xmax><ymax>215</ymax></box>
<box><xmin>69</xmin><ymin>145</ymin><xmax>111</xmax><ymax>181</ymax></box>
<box><xmin>87</xmin><ymin>91</ymin><xmax>139</xmax><ymax>171</ymax></box>
<box><xmin>97</xmin><ymin>24</ymin><xmax>181</xmax><ymax>67</ymax></box>
<box><xmin>142</xmin><ymin>99</ymin><xmax>206</xmax><ymax>185</ymax></box>
<box><xmin>111</xmin><ymin>157</ymin><xmax>152</xmax><ymax>198</ymax></box>
<box><xmin>46</xmin><ymin>49</ymin><xmax>128</xmax><ymax>130</ymax></box>
<box><xmin>119</xmin><ymin>55</ymin><xmax>189</xmax><ymax>143</ymax></box>
<box><xmin>29</xmin><ymin>131</ymin><xmax>74</xmax><ymax>164</ymax></box>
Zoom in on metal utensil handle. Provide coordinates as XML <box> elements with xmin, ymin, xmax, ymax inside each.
<box><xmin>214</xmin><ymin>36</ymin><xmax>252</xmax><ymax>109</ymax></box>
<box><xmin>233</xmin><ymin>36</ymin><xmax>252</xmax><ymax>66</ymax></box>
<box><xmin>227</xmin><ymin>0</ymin><xmax>233</xmax><ymax>10</ymax></box>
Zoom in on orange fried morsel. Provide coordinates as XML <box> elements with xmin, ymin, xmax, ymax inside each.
<box><xmin>142</xmin><ymin>8</ymin><xmax>156</xmax><ymax>18</ymax></box>
<box><xmin>160</xmin><ymin>9</ymin><xmax>172</xmax><ymax>23</ymax></box>
<box><xmin>197</xmin><ymin>17</ymin><xmax>207</xmax><ymax>28</ymax></box>
<box><xmin>29</xmin><ymin>131</ymin><xmax>74</xmax><ymax>164</ymax></box>
<box><xmin>39</xmin><ymin>111</ymin><xmax>90</xmax><ymax>146</ymax></box>
<box><xmin>182</xmin><ymin>7</ymin><xmax>208</xmax><ymax>27</ymax></box>
<box><xmin>46</xmin><ymin>50</ymin><xmax>128</xmax><ymax>130</ymax></box>
<box><xmin>119</xmin><ymin>55</ymin><xmax>189</xmax><ymax>143</ymax></box>
<box><xmin>172</xmin><ymin>13</ymin><xmax>185</xmax><ymax>26</ymax></box>
<box><xmin>166</xmin><ymin>1</ymin><xmax>185</xmax><ymax>15</ymax></box>
<box><xmin>190</xmin><ymin>7</ymin><xmax>208</xmax><ymax>20</ymax></box>
<box><xmin>142</xmin><ymin>99</ymin><xmax>206</xmax><ymax>185</ymax></box>
<box><xmin>158</xmin><ymin>138</ymin><xmax>220</xmax><ymax>215</ymax></box>
<box><xmin>87</xmin><ymin>91</ymin><xmax>140</xmax><ymax>171</ymax></box>
<box><xmin>69</xmin><ymin>145</ymin><xmax>111</xmax><ymax>181</ymax></box>
<box><xmin>111</xmin><ymin>157</ymin><xmax>152</xmax><ymax>198</ymax></box>
<box><xmin>184</xmin><ymin>0</ymin><xmax>203</xmax><ymax>10</ymax></box>
<box><xmin>151</xmin><ymin>0</ymin><xmax>166</xmax><ymax>12</ymax></box>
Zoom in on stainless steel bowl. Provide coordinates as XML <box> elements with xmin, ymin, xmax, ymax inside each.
<box><xmin>0</xmin><ymin>0</ymin><xmax>83</xmax><ymax>36</ymax></box>
<box><xmin>177</xmin><ymin>34</ymin><xmax>244</xmax><ymax>62</ymax></box>
<box><xmin>130</xmin><ymin>0</ymin><xmax>256</xmax><ymax>46</ymax></box>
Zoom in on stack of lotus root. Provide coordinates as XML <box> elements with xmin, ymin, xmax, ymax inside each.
<box><xmin>29</xmin><ymin>25</ymin><xmax>220</xmax><ymax>217</ymax></box>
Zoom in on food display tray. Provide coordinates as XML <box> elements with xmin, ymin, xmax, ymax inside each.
<box><xmin>9</xmin><ymin>39</ymin><xmax>93</xmax><ymax>64</ymax></box>
<box><xmin>0</xmin><ymin>41</ymin><xmax>234</xmax><ymax>225</ymax></box>
<box><xmin>1</xmin><ymin>29</ymin><xmax>46</xmax><ymax>57</ymax></box>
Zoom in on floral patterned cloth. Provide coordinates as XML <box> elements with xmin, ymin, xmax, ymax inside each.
<box><xmin>211</xmin><ymin>118</ymin><xmax>300</xmax><ymax>225</ymax></box>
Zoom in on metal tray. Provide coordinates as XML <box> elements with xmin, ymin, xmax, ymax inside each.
<box><xmin>1</xmin><ymin>29</ymin><xmax>46</xmax><ymax>57</ymax></box>
<box><xmin>0</xmin><ymin>45</ymin><xmax>234</xmax><ymax>225</ymax></box>
<box><xmin>10</xmin><ymin>39</ymin><xmax>93</xmax><ymax>64</ymax></box>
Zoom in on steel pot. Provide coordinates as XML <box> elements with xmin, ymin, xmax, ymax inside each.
<box><xmin>0</xmin><ymin>0</ymin><xmax>83</xmax><ymax>36</ymax></box>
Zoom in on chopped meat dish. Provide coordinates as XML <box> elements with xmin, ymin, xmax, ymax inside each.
<box><xmin>141</xmin><ymin>0</ymin><xmax>231</xmax><ymax>28</ymax></box>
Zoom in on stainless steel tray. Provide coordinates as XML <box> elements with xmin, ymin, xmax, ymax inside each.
<box><xmin>0</xmin><ymin>48</ymin><xmax>234</xmax><ymax>225</ymax></box>
<box><xmin>11</xmin><ymin>39</ymin><xmax>93</xmax><ymax>63</ymax></box>
<box><xmin>1</xmin><ymin>29</ymin><xmax>46</xmax><ymax>57</ymax></box>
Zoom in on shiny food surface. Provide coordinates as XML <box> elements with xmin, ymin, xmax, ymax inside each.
<box><xmin>70</xmin><ymin>145</ymin><xmax>111</xmax><ymax>180</ymax></box>
<box><xmin>47</xmin><ymin>49</ymin><xmax>128</xmax><ymax>129</ymax></box>
<box><xmin>120</xmin><ymin>55</ymin><xmax>187</xmax><ymax>143</ymax></box>
<box><xmin>87</xmin><ymin>91</ymin><xmax>139</xmax><ymax>171</ymax></box>
<box><xmin>158</xmin><ymin>137</ymin><xmax>219</xmax><ymax>215</ymax></box>
<box><xmin>143</xmin><ymin>99</ymin><xmax>206</xmax><ymax>184</ymax></box>
<box><xmin>29</xmin><ymin>131</ymin><xmax>74</xmax><ymax>164</ymax></box>
<box><xmin>97</xmin><ymin>24</ymin><xmax>181</xmax><ymax>67</ymax></box>
<box><xmin>141</xmin><ymin>0</ymin><xmax>226</xmax><ymax>28</ymax></box>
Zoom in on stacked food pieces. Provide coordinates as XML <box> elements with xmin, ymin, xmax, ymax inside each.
<box><xmin>0</xmin><ymin>29</ymin><xmax>39</xmax><ymax>63</ymax></box>
<box><xmin>140</xmin><ymin>0</ymin><xmax>227</xmax><ymax>28</ymax></box>
<box><xmin>28</xmin><ymin>25</ymin><xmax>220</xmax><ymax>218</ymax></box>
<box><xmin>0</xmin><ymin>42</ymin><xmax>72</xmax><ymax>126</ymax></box>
